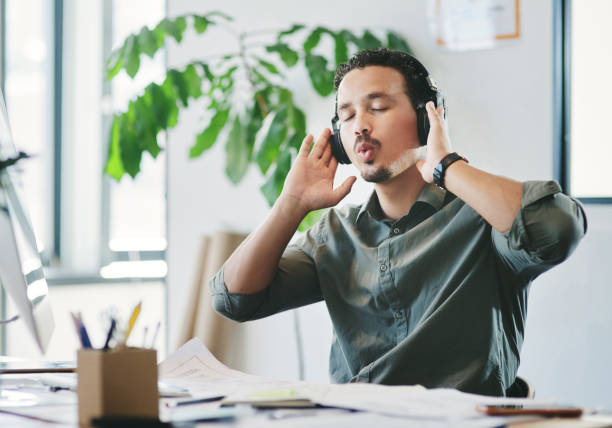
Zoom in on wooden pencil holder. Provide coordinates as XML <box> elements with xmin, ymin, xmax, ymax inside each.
<box><xmin>77</xmin><ymin>347</ymin><xmax>158</xmax><ymax>426</ymax></box>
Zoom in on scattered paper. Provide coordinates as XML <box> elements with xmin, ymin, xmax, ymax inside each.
<box><xmin>159</xmin><ymin>338</ymin><xmax>561</xmax><ymax>426</ymax></box>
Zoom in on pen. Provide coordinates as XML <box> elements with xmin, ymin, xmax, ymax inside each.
<box><xmin>142</xmin><ymin>326</ymin><xmax>148</xmax><ymax>348</ymax></box>
<box><xmin>165</xmin><ymin>395</ymin><xmax>226</xmax><ymax>407</ymax></box>
<box><xmin>123</xmin><ymin>301</ymin><xmax>142</xmax><ymax>345</ymax></box>
<box><xmin>150</xmin><ymin>321</ymin><xmax>161</xmax><ymax>348</ymax></box>
<box><xmin>103</xmin><ymin>318</ymin><xmax>116</xmax><ymax>350</ymax></box>
<box><xmin>70</xmin><ymin>312</ymin><xmax>84</xmax><ymax>347</ymax></box>
<box><xmin>77</xmin><ymin>313</ymin><xmax>92</xmax><ymax>349</ymax></box>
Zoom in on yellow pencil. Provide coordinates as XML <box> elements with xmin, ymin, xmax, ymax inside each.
<box><xmin>123</xmin><ymin>301</ymin><xmax>142</xmax><ymax>345</ymax></box>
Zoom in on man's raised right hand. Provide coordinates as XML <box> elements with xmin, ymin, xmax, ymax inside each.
<box><xmin>278</xmin><ymin>128</ymin><xmax>357</xmax><ymax>218</ymax></box>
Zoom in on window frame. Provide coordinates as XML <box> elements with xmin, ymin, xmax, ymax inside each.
<box><xmin>555</xmin><ymin>0</ymin><xmax>612</xmax><ymax>203</ymax></box>
<box><xmin>0</xmin><ymin>0</ymin><xmax>168</xmax><ymax>285</ymax></box>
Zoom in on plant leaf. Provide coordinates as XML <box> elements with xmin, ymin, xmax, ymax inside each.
<box><xmin>339</xmin><ymin>29</ymin><xmax>363</xmax><ymax>49</ymax></box>
<box><xmin>105</xmin><ymin>115</ymin><xmax>124</xmax><ymax>180</ymax></box>
<box><xmin>156</xmin><ymin>17</ymin><xmax>187</xmax><ymax>44</ymax></box>
<box><xmin>160</xmin><ymin>79</ymin><xmax>180</xmax><ymax>127</ymax></box>
<box><xmin>333</xmin><ymin>32</ymin><xmax>348</xmax><ymax>66</ymax></box>
<box><xmin>298</xmin><ymin>208</ymin><xmax>326</xmax><ymax>231</ymax></box>
<box><xmin>386</xmin><ymin>31</ymin><xmax>412</xmax><ymax>53</ymax></box>
<box><xmin>190</xmin><ymin>108</ymin><xmax>230</xmax><ymax>158</ymax></box>
<box><xmin>167</xmin><ymin>69</ymin><xmax>189</xmax><ymax>107</ymax></box>
<box><xmin>303</xmin><ymin>27</ymin><xmax>325</xmax><ymax>53</ymax></box>
<box><xmin>138</xmin><ymin>26</ymin><xmax>160</xmax><ymax>57</ymax></box>
<box><xmin>132</xmin><ymin>98</ymin><xmax>162</xmax><ymax>158</ymax></box>
<box><xmin>278</xmin><ymin>24</ymin><xmax>305</xmax><ymax>40</ymax></box>
<box><xmin>183</xmin><ymin>64</ymin><xmax>203</xmax><ymax>99</ymax></box>
<box><xmin>245</xmin><ymin>100</ymin><xmax>264</xmax><ymax>155</ymax></box>
<box><xmin>360</xmin><ymin>30</ymin><xmax>382</xmax><ymax>50</ymax></box>
<box><xmin>193</xmin><ymin>15</ymin><xmax>211</xmax><ymax>33</ymax></box>
<box><xmin>265</xmin><ymin>43</ymin><xmax>299</xmax><ymax>68</ymax></box>
<box><xmin>305</xmin><ymin>53</ymin><xmax>334</xmax><ymax>96</ymax></box>
<box><xmin>106</xmin><ymin>48</ymin><xmax>124</xmax><ymax>80</ymax></box>
<box><xmin>145</xmin><ymin>83</ymin><xmax>177</xmax><ymax>129</ymax></box>
<box><xmin>254</xmin><ymin>107</ymin><xmax>289</xmax><ymax>174</ymax></box>
<box><xmin>255</xmin><ymin>57</ymin><xmax>280</xmax><ymax>75</ymax></box>
<box><xmin>291</xmin><ymin>107</ymin><xmax>306</xmax><ymax>137</ymax></box>
<box><xmin>118</xmin><ymin>112</ymin><xmax>143</xmax><ymax>178</ymax></box>
<box><xmin>224</xmin><ymin>115</ymin><xmax>250</xmax><ymax>184</ymax></box>
<box><xmin>124</xmin><ymin>35</ymin><xmax>141</xmax><ymax>78</ymax></box>
<box><xmin>286</xmin><ymin>132</ymin><xmax>303</xmax><ymax>152</ymax></box>
<box><xmin>260</xmin><ymin>147</ymin><xmax>292</xmax><ymax>206</ymax></box>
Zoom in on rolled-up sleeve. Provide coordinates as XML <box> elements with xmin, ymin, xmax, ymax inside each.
<box><xmin>210</xmin><ymin>236</ymin><xmax>323</xmax><ymax>322</ymax></box>
<box><xmin>491</xmin><ymin>180</ymin><xmax>587</xmax><ymax>280</ymax></box>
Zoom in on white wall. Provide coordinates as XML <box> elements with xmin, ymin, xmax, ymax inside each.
<box><xmin>166</xmin><ymin>0</ymin><xmax>612</xmax><ymax>408</ymax></box>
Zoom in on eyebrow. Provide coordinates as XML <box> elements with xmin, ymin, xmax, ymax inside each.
<box><xmin>337</xmin><ymin>92</ymin><xmax>394</xmax><ymax>111</ymax></box>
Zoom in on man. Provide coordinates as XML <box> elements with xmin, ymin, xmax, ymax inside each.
<box><xmin>210</xmin><ymin>49</ymin><xmax>587</xmax><ymax>396</ymax></box>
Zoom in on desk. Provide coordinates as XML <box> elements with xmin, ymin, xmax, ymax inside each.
<box><xmin>1</xmin><ymin>374</ymin><xmax>611</xmax><ymax>428</ymax></box>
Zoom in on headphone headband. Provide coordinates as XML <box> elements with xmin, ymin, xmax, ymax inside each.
<box><xmin>330</xmin><ymin>54</ymin><xmax>444</xmax><ymax>165</ymax></box>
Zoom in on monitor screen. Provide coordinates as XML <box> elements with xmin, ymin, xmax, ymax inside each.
<box><xmin>0</xmin><ymin>87</ymin><xmax>54</xmax><ymax>354</ymax></box>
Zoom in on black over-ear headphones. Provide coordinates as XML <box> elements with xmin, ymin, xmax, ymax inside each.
<box><xmin>329</xmin><ymin>55</ymin><xmax>445</xmax><ymax>165</ymax></box>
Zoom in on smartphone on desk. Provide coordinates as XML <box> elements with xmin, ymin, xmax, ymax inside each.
<box><xmin>477</xmin><ymin>403</ymin><xmax>583</xmax><ymax>417</ymax></box>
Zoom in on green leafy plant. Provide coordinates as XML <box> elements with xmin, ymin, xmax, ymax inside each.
<box><xmin>105</xmin><ymin>11</ymin><xmax>411</xmax><ymax>229</ymax></box>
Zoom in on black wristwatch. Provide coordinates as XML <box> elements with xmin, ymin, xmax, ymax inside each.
<box><xmin>432</xmin><ymin>152</ymin><xmax>468</xmax><ymax>190</ymax></box>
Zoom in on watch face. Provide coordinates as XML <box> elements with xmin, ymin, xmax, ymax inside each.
<box><xmin>433</xmin><ymin>152</ymin><xmax>463</xmax><ymax>189</ymax></box>
<box><xmin>433</xmin><ymin>163</ymin><xmax>444</xmax><ymax>187</ymax></box>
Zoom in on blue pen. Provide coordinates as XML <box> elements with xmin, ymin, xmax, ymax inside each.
<box><xmin>78</xmin><ymin>313</ymin><xmax>92</xmax><ymax>349</ymax></box>
<box><xmin>103</xmin><ymin>318</ymin><xmax>116</xmax><ymax>350</ymax></box>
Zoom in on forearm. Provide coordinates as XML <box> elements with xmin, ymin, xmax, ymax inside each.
<box><xmin>444</xmin><ymin>161</ymin><xmax>522</xmax><ymax>233</ymax></box>
<box><xmin>223</xmin><ymin>195</ymin><xmax>307</xmax><ymax>294</ymax></box>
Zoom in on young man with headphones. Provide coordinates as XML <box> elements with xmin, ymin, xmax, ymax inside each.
<box><xmin>210</xmin><ymin>49</ymin><xmax>587</xmax><ymax>396</ymax></box>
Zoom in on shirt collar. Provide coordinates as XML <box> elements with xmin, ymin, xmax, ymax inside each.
<box><xmin>357</xmin><ymin>183</ymin><xmax>447</xmax><ymax>222</ymax></box>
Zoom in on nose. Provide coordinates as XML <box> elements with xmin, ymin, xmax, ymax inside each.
<box><xmin>352</xmin><ymin>111</ymin><xmax>372</xmax><ymax>136</ymax></box>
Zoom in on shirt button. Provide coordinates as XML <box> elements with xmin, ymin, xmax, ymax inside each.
<box><xmin>393</xmin><ymin>228</ymin><xmax>400</xmax><ymax>234</ymax></box>
<box><xmin>395</xmin><ymin>311</ymin><xmax>402</xmax><ymax>319</ymax></box>
<box><xmin>379</xmin><ymin>264</ymin><xmax>387</xmax><ymax>272</ymax></box>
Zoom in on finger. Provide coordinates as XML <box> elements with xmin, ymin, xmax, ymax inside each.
<box><xmin>426</xmin><ymin>101</ymin><xmax>438</xmax><ymax>117</ymax></box>
<box><xmin>328</xmin><ymin>155</ymin><xmax>339</xmax><ymax>175</ymax></box>
<box><xmin>299</xmin><ymin>134</ymin><xmax>314</xmax><ymax>157</ymax></box>
<box><xmin>426</xmin><ymin>102</ymin><xmax>442</xmax><ymax>126</ymax></box>
<box><xmin>310</xmin><ymin>128</ymin><xmax>331</xmax><ymax>159</ymax></box>
<box><xmin>321</xmin><ymin>141</ymin><xmax>333</xmax><ymax>166</ymax></box>
<box><xmin>332</xmin><ymin>176</ymin><xmax>357</xmax><ymax>203</ymax></box>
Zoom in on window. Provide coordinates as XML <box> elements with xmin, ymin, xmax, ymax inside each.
<box><xmin>101</xmin><ymin>0</ymin><xmax>167</xmax><ymax>278</ymax></box>
<box><xmin>0</xmin><ymin>0</ymin><xmax>168</xmax><ymax>357</ymax></box>
<box><xmin>3</xmin><ymin>0</ymin><xmax>55</xmax><ymax>261</ymax></box>
<box><xmin>557</xmin><ymin>0</ymin><xmax>612</xmax><ymax>201</ymax></box>
<box><xmin>1</xmin><ymin>0</ymin><xmax>167</xmax><ymax>278</ymax></box>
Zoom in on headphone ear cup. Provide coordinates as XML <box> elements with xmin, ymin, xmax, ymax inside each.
<box><xmin>330</xmin><ymin>129</ymin><xmax>351</xmax><ymax>164</ymax></box>
<box><xmin>417</xmin><ymin>107</ymin><xmax>429</xmax><ymax>146</ymax></box>
<box><xmin>330</xmin><ymin>117</ymin><xmax>351</xmax><ymax>164</ymax></box>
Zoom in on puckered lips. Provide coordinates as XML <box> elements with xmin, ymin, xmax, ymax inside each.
<box><xmin>356</xmin><ymin>141</ymin><xmax>377</xmax><ymax>163</ymax></box>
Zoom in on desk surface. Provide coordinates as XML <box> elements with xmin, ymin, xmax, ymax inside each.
<box><xmin>1</xmin><ymin>374</ymin><xmax>611</xmax><ymax>428</ymax></box>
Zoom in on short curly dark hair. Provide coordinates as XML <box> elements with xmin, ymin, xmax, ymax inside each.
<box><xmin>334</xmin><ymin>48</ymin><xmax>434</xmax><ymax>111</ymax></box>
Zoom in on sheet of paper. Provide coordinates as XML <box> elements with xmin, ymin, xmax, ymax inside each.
<box><xmin>159</xmin><ymin>339</ymin><xmax>559</xmax><ymax>426</ymax></box>
<box><xmin>159</xmin><ymin>338</ymin><xmax>306</xmax><ymax>400</ymax></box>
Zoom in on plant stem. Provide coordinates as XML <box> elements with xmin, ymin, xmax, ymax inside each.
<box><xmin>238</xmin><ymin>32</ymin><xmax>269</xmax><ymax>118</ymax></box>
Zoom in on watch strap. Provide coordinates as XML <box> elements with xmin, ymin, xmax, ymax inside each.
<box><xmin>433</xmin><ymin>152</ymin><xmax>468</xmax><ymax>189</ymax></box>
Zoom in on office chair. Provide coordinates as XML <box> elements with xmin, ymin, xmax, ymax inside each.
<box><xmin>506</xmin><ymin>376</ymin><xmax>535</xmax><ymax>399</ymax></box>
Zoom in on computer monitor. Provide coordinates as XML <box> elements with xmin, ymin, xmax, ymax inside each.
<box><xmin>0</xmin><ymin>87</ymin><xmax>54</xmax><ymax>355</ymax></box>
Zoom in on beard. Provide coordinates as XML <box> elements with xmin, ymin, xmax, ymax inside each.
<box><xmin>361</xmin><ymin>165</ymin><xmax>392</xmax><ymax>183</ymax></box>
<box><xmin>354</xmin><ymin>135</ymin><xmax>392</xmax><ymax>183</ymax></box>
<box><xmin>358</xmin><ymin>145</ymin><xmax>426</xmax><ymax>183</ymax></box>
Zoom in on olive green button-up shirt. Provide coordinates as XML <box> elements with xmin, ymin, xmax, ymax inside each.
<box><xmin>210</xmin><ymin>180</ymin><xmax>587</xmax><ymax>396</ymax></box>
